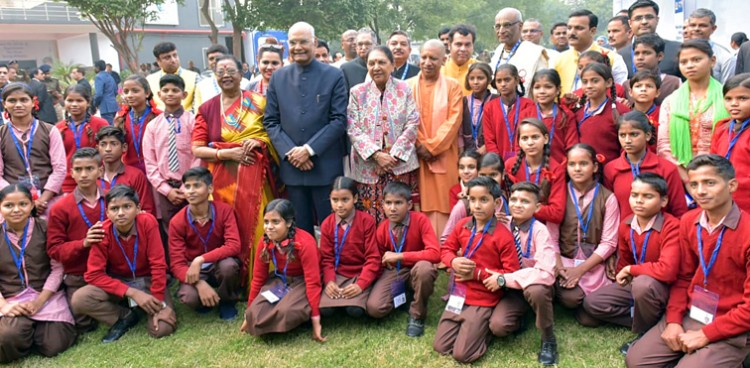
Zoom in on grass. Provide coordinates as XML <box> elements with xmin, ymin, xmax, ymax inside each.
<box><xmin>12</xmin><ymin>273</ymin><xmax>631</xmax><ymax>368</ymax></box>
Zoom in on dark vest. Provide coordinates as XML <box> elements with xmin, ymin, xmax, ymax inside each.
<box><xmin>558</xmin><ymin>184</ymin><xmax>612</xmax><ymax>259</ymax></box>
<box><xmin>0</xmin><ymin>219</ymin><xmax>50</xmax><ymax>297</ymax></box>
<box><xmin>0</xmin><ymin>122</ymin><xmax>53</xmax><ymax>189</ymax></box>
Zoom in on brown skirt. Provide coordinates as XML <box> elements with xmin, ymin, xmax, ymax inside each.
<box><xmin>245</xmin><ymin>276</ymin><xmax>311</xmax><ymax>336</ymax></box>
<box><xmin>319</xmin><ymin>274</ymin><xmax>370</xmax><ymax>309</ymax></box>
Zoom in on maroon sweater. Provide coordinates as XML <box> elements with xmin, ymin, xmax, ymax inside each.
<box><xmin>319</xmin><ymin>210</ymin><xmax>381</xmax><ymax>290</ymax></box>
<box><xmin>575</xmin><ymin>100</ymin><xmax>630</xmax><ymax>165</ymax></box>
<box><xmin>47</xmin><ymin>189</ymin><xmax>106</xmax><ymax>275</ymax></box>
<box><xmin>616</xmin><ymin>213</ymin><xmax>681</xmax><ymax>283</ymax></box>
<box><xmin>56</xmin><ymin>116</ymin><xmax>109</xmax><ymax>193</ymax></box>
<box><xmin>374</xmin><ymin>211</ymin><xmax>440</xmax><ymax>266</ymax></box>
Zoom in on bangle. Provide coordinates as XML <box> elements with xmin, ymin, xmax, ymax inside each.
<box><xmin>215</xmin><ymin>149</ymin><xmax>221</xmax><ymax>161</ymax></box>
<box><xmin>477</xmin><ymin>269</ymin><xmax>482</xmax><ymax>280</ymax></box>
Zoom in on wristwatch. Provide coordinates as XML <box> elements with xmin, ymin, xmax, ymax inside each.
<box><xmin>496</xmin><ymin>274</ymin><xmax>506</xmax><ymax>288</ymax></box>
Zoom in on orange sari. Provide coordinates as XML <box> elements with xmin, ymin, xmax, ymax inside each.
<box><xmin>193</xmin><ymin>91</ymin><xmax>281</xmax><ymax>285</ymax></box>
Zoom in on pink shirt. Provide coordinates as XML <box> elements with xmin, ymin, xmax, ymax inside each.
<box><xmin>0</xmin><ymin>123</ymin><xmax>66</xmax><ymax>193</ymax></box>
<box><xmin>547</xmin><ymin>185</ymin><xmax>620</xmax><ymax>295</ymax></box>
<box><xmin>503</xmin><ymin>218</ymin><xmax>560</xmax><ymax>289</ymax></box>
<box><xmin>142</xmin><ymin>110</ymin><xmax>199</xmax><ymax>196</ymax></box>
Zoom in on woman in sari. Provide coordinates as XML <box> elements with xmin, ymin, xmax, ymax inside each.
<box><xmin>192</xmin><ymin>56</ymin><xmax>281</xmax><ymax>285</ymax></box>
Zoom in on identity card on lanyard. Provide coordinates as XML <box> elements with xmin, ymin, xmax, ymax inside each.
<box><xmin>389</xmin><ymin>225</ymin><xmax>409</xmax><ymax>308</ymax></box>
<box><xmin>262</xmin><ymin>245</ymin><xmax>290</xmax><ymax>303</ymax></box>
<box><xmin>689</xmin><ymin>224</ymin><xmax>725</xmax><ymax>324</ymax></box>
<box><xmin>446</xmin><ymin>220</ymin><xmax>492</xmax><ymax>314</ymax></box>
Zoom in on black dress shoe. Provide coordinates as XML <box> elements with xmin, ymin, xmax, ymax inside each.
<box><xmin>102</xmin><ymin>310</ymin><xmax>140</xmax><ymax>343</ymax></box>
<box><xmin>538</xmin><ymin>340</ymin><xmax>558</xmax><ymax>366</ymax></box>
<box><xmin>406</xmin><ymin>316</ymin><xmax>425</xmax><ymax>337</ymax></box>
<box><xmin>619</xmin><ymin>334</ymin><xmax>643</xmax><ymax>355</ymax></box>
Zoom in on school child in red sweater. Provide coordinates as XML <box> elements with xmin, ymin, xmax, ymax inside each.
<box><xmin>584</xmin><ymin>173</ymin><xmax>681</xmax><ymax>355</ymax></box>
<box><xmin>366</xmin><ymin>181</ymin><xmax>440</xmax><ymax>337</ymax></box>
<box><xmin>505</xmin><ymin>118</ymin><xmax>566</xmax><ymax>223</ymax></box>
<box><xmin>241</xmin><ymin>199</ymin><xmax>324</xmax><ymax>342</ymax></box>
<box><xmin>530</xmin><ymin>69</ymin><xmax>579</xmax><ymax>164</ymax></box>
<box><xmin>449</xmin><ymin>150</ymin><xmax>481</xmax><ymax>210</ymax></box>
<box><xmin>710</xmin><ymin>73</ymin><xmax>750</xmax><ymax>213</ymax></box>
<box><xmin>113</xmin><ymin>75</ymin><xmax>161</xmax><ymax>174</ymax></box>
<box><xmin>319</xmin><ymin>177</ymin><xmax>380</xmax><ymax>318</ymax></box>
<box><xmin>434</xmin><ymin>176</ymin><xmax>520</xmax><ymax>363</ymax></box>
<box><xmin>604</xmin><ymin>111</ymin><xmax>688</xmax><ymax>220</ymax></box>
<box><xmin>626</xmin><ymin>155</ymin><xmax>750</xmax><ymax>367</ymax></box>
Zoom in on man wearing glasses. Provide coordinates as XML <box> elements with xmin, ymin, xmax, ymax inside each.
<box><xmin>341</xmin><ymin>29</ymin><xmax>377</xmax><ymax>91</ymax></box>
<box><xmin>489</xmin><ymin>7</ymin><xmax>549</xmax><ymax>94</ymax></box>
<box><xmin>618</xmin><ymin>0</ymin><xmax>682</xmax><ymax>80</ymax></box>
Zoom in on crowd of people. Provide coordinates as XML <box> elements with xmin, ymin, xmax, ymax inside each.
<box><xmin>2</xmin><ymin>0</ymin><xmax>750</xmax><ymax>366</ymax></box>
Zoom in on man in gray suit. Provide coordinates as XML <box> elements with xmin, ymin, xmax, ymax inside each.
<box><xmin>619</xmin><ymin>0</ymin><xmax>681</xmax><ymax>80</ymax></box>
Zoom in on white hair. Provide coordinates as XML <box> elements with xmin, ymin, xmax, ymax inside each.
<box><xmin>289</xmin><ymin>22</ymin><xmax>315</xmax><ymax>38</ymax></box>
<box><xmin>496</xmin><ymin>7</ymin><xmax>523</xmax><ymax>23</ymax></box>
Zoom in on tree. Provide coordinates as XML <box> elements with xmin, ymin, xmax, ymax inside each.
<box><xmin>61</xmin><ymin>0</ymin><xmax>180</xmax><ymax>72</ymax></box>
<box><xmin>200</xmin><ymin>0</ymin><xmax>220</xmax><ymax>45</ymax></box>
<box><xmin>222</xmin><ymin>0</ymin><xmax>263</xmax><ymax>58</ymax></box>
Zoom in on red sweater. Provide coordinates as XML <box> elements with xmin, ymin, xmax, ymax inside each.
<box><xmin>99</xmin><ymin>164</ymin><xmax>156</xmax><ymax>216</ymax></box>
<box><xmin>47</xmin><ymin>190</ymin><xmax>106</xmax><ymax>275</ymax></box>
<box><xmin>575</xmin><ymin>100</ymin><xmax>630</xmax><ymax>165</ymax></box>
<box><xmin>573</xmin><ymin>83</ymin><xmax>626</xmax><ymax>99</ymax></box>
<box><xmin>449</xmin><ymin>183</ymin><xmax>462</xmax><ymax>210</ymax></box>
<box><xmin>56</xmin><ymin>117</ymin><xmax>109</xmax><ymax>193</ymax></box>
<box><xmin>121</xmin><ymin>108</ymin><xmax>159</xmax><ymax>173</ymax></box>
<box><xmin>482</xmin><ymin>96</ymin><xmax>537</xmax><ymax>159</ymax></box>
<box><xmin>249</xmin><ymin>229</ymin><xmax>322</xmax><ymax>317</ymax></box>
<box><xmin>537</xmin><ymin>104</ymin><xmax>579</xmax><ymax>164</ymax></box>
<box><xmin>504</xmin><ymin>156</ymin><xmax>566</xmax><ymax>224</ymax></box>
<box><xmin>319</xmin><ymin>210</ymin><xmax>381</xmax><ymax>290</ymax></box>
<box><xmin>375</xmin><ymin>211</ymin><xmax>440</xmax><ymax>266</ymax></box>
<box><xmin>710</xmin><ymin>118</ymin><xmax>750</xmax><ymax>213</ymax></box>
<box><xmin>666</xmin><ymin>206</ymin><xmax>750</xmax><ymax>342</ymax></box>
<box><xmin>616</xmin><ymin>213</ymin><xmax>680</xmax><ymax>283</ymax></box>
<box><xmin>84</xmin><ymin>213</ymin><xmax>168</xmax><ymax>301</ymax></box>
<box><xmin>441</xmin><ymin>217</ymin><xmax>520</xmax><ymax>307</ymax></box>
<box><xmin>603</xmin><ymin>151</ymin><xmax>688</xmax><ymax>220</ymax></box>
<box><xmin>168</xmin><ymin>201</ymin><xmax>241</xmax><ymax>283</ymax></box>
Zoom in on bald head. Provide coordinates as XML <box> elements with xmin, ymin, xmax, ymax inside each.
<box><xmin>289</xmin><ymin>22</ymin><xmax>316</xmax><ymax>66</ymax></box>
<box><xmin>341</xmin><ymin>29</ymin><xmax>358</xmax><ymax>60</ymax></box>
<box><xmin>496</xmin><ymin>8</ymin><xmax>522</xmax><ymax>23</ymax></box>
<box><xmin>289</xmin><ymin>22</ymin><xmax>315</xmax><ymax>38</ymax></box>
<box><xmin>495</xmin><ymin>7</ymin><xmax>524</xmax><ymax>46</ymax></box>
<box><xmin>420</xmin><ymin>39</ymin><xmax>445</xmax><ymax>81</ymax></box>
<box><xmin>422</xmin><ymin>39</ymin><xmax>446</xmax><ymax>58</ymax></box>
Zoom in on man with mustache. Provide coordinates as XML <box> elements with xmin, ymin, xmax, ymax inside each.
<box><xmin>387</xmin><ymin>31</ymin><xmax>420</xmax><ymax>80</ymax></box>
<box><xmin>490</xmin><ymin>8</ymin><xmax>549</xmax><ymax>95</ymax></box>
<box><xmin>442</xmin><ymin>24</ymin><xmax>477</xmax><ymax>96</ymax></box>
<box><xmin>607</xmin><ymin>15</ymin><xmax>632</xmax><ymax>52</ymax></box>
<box><xmin>147</xmin><ymin>42</ymin><xmax>201</xmax><ymax>112</ymax></box>
<box><xmin>687</xmin><ymin>8</ymin><xmax>735</xmax><ymax>83</ymax></box>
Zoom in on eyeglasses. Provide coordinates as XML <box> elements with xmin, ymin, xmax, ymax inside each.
<box><xmin>521</xmin><ymin>29</ymin><xmax>542</xmax><ymax>34</ymax></box>
<box><xmin>356</xmin><ymin>42</ymin><xmax>373</xmax><ymax>49</ymax></box>
<box><xmin>632</xmin><ymin>14</ymin><xmax>656</xmax><ymax>22</ymax></box>
<box><xmin>215</xmin><ymin>69</ymin><xmax>239</xmax><ymax>77</ymax></box>
<box><xmin>494</xmin><ymin>21</ymin><xmax>521</xmax><ymax>31</ymax></box>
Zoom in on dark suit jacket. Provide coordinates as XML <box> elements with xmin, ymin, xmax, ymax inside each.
<box><xmin>94</xmin><ymin>71</ymin><xmax>119</xmax><ymax>114</ymax></box>
<box><xmin>736</xmin><ymin>41</ymin><xmax>750</xmax><ymax>75</ymax></box>
<box><xmin>29</xmin><ymin>79</ymin><xmax>57</xmax><ymax>123</ymax></box>
<box><xmin>619</xmin><ymin>38</ymin><xmax>682</xmax><ymax>80</ymax></box>
<box><xmin>392</xmin><ymin>63</ymin><xmax>420</xmax><ymax>80</ymax></box>
<box><xmin>340</xmin><ymin>57</ymin><xmax>368</xmax><ymax>91</ymax></box>
<box><xmin>77</xmin><ymin>78</ymin><xmax>92</xmax><ymax>96</ymax></box>
<box><xmin>263</xmin><ymin>59</ymin><xmax>348</xmax><ymax>186</ymax></box>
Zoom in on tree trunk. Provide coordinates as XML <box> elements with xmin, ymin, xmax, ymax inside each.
<box><xmin>232</xmin><ymin>24</ymin><xmax>243</xmax><ymax>61</ymax></box>
<box><xmin>200</xmin><ymin>0</ymin><xmax>219</xmax><ymax>45</ymax></box>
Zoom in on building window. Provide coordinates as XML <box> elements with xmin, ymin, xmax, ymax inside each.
<box><xmin>197</xmin><ymin>0</ymin><xmax>224</xmax><ymax>27</ymax></box>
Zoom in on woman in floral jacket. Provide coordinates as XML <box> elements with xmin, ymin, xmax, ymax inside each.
<box><xmin>347</xmin><ymin>46</ymin><xmax>420</xmax><ymax>223</ymax></box>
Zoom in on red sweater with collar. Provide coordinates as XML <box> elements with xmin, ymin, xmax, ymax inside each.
<box><xmin>47</xmin><ymin>191</ymin><xmax>106</xmax><ymax>275</ymax></box>
<box><xmin>575</xmin><ymin>100</ymin><xmax>630</xmax><ymax>165</ymax></box>
<box><xmin>99</xmin><ymin>164</ymin><xmax>156</xmax><ymax>216</ymax></box>
<box><xmin>319</xmin><ymin>210</ymin><xmax>381</xmax><ymax>290</ymax></box>
<box><xmin>710</xmin><ymin>118</ymin><xmax>750</xmax><ymax>213</ymax></box>
<box><xmin>168</xmin><ymin>201</ymin><xmax>241</xmax><ymax>283</ymax></box>
<box><xmin>249</xmin><ymin>229</ymin><xmax>322</xmax><ymax>317</ymax></box>
<box><xmin>603</xmin><ymin>151</ymin><xmax>688</xmax><ymax>220</ymax></box>
<box><xmin>616</xmin><ymin>213</ymin><xmax>681</xmax><ymax>283</ymax></box>
<box><xmin>666</xmin><ymin>207</ymin><xmax>750</xmax><ymax>342</ymax></box>
<box><xmin>441</xmin><ymin>217</ymin><xmax>520</xmax><ymax>307</ymax></box>
<box><xmin>56</xmin><ymin>116</ymin><xmax>109</xmax><ymax>193</ymax></box>
<box><xmin>374</xmin><ymin>211</ymin><xmax>440</xmax><ymax>267</ymax></box>
<box><xmin>482</xmin><ymin>96</ymin><xmax>537</xmax><ymax>159</ymax></box>
<box><xmin>120</xmin><ymin>108</ymin><xmax>160</xmax><ymax>173</ymax></box>
<box><xmin>84</xmin><ymin>213</ymin><xmax>168</xmax><ymax>301</ymax></box>
<box><xmin>504</xmin><ymin>156</ymin><xmax>566</xmax><ymax>224</ymax></box>
<box><xmin>536</xmin><ymin>104</ymin><xmax>580</xmax><ymax>164</ymax></box>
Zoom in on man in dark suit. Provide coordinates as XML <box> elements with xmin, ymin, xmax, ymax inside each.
<box><xmin>618</xmin><ymin>0</ymin><xmax>681</xmax><ymax>80</ymax></box>
<box><xmin>70</xmin><ymin>66</ymin><xmax>92</xmax><ymax>95</ymax></box>
<box><xmin>93</xmin><ymin>60</ymin><xmax>119</xmax><ymax>124</ymax></box>
<box><xmin>263</xmin><ymin>21</ymin><xmax>348</xmax><ymax>235</ymax></box>
<box><xmin>340</xmin><ymin>29</ymin><xmax>376</xmax><ymax>91</ymax></box>
<box><xmin>736</xmin><ymin>39</ymin><xmax>750</xmax><ymax>75</ymax></box>
<box><xmin>28</xmin><ymin>68</ymin><xmax>57</xmax><ymax>123</ymax></box>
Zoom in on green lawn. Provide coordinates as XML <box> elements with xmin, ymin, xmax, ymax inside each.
<box><xmin>12</xmin><ymin>273</ymin><xmax>630</xmax><ymax>367</ymax></box>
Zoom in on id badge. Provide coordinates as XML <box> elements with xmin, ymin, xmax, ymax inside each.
<box><xmin>574</xmin><ymin>259</ymin><xmax>585</xmax><ymax>267</ymax></box>
<box><xmin>201</xmin><ymin>262</ymin><xmax>213</xmax><ymax>270</ymax></box>
<box><xmin>261</xmin><ymin>283</ymin><xmax>288</xmax><ymax>304</ymax></box>
<box><xmin>445</xmin><ymin>279</ymin><xmax>467</xmax><ymax>314</ymax></box>
<box><xmin>690</xmin><ymin>286</ymin><xmax>720</xmax><ymax>325</ymax></box>
<box><xmin>18</xmin><ymin>175</ymin><xmax>41</xmax><ymax>196</ymax></box>
<box><xmin>630</xmin><ymin>299</ymin><xmax>635</xmax><ymax>319</ymax></box>
<box><xmin>127</xmin><ymin>279</ymin><xmax>146</xmax><ymax>308</ymax></box>
<box><xmin>392</xmin><ymin>279</ymin><xmax>407</xmax><ymax>308</ymax></box>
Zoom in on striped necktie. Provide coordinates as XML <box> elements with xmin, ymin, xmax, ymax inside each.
<box><xmin>167</xmin><ymin>115</ymin><xmax>179</xmax><ymax>172</ymax></box>
<box><xmin>512</xmin><ymin>224</ymin><xmax>524</xmax><ymax>267</ymax></box>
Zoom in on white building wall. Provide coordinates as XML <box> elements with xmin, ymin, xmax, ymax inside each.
<box><xmin>56</xmin><ymin>34</ymin><xmax>92</xmax><ymax>66</ymax></box>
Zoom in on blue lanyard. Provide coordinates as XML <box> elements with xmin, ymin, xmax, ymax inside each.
<box><xmin>166</xmin><ymin>115</ymin><xmax>181</xmax><ymax>134</ymax></box>
<box><xmin>626</xmin><ymin>151</ymin><xmax>647</xmax><ymax>179</ymax></box>
<box><xmin>494</xmin><ymin>40</ymin><xmax>521</xmax><ymax>71</ymax></box>
<box><xmin>696</xmin><ymin>223</ymin><xmax>727</xmax><ymax>288</ymax></box>
<box><xmin>579</xmin><ymin>98</ymin><xmax>609</xmax><ymax>127</ymax></box>
<box><xmin>100</xmin><ymin>175</ymin><xmax>119</xmax><ymax>191</ymax></box>
<box><xmin>67</xmin><ymin>118</ymin><xmax>88</xmax><ymax>149</ymax></box>
<box><xmin>646</xmin><ymin>104</ymin><xmax>657</xmax><ymax>116</ymax></box>
<box><xmin>572</xmin><ymin>73</ymin><xmax>580</xmax><ymax>91</ymax></box>
<box><xmin>536</xmin><ymin>103</ymin><xmax>558</xmax><ymax>145</ymax></box>
<box><xmin>187</xmin><ymin>204</ymin><xmax>216</xmax><ymax>254</ymax></box>
<box><xmin>726</xmin><ymin>118</ymin><xmax>750</xmax><ymax>160</ymax></box>
<box><xmin>113</xmin><ymin>223</ymin><xmax>139</xmax><ymax>279</ymax></box>
<box><xmin>464</xmin><ymin>219</ymin><xmax>493</xmax><ymax>259</ymax></box>
<box><xmin>7</xmin><ymin>119</ymin><xmax>38</xmax><ymax>173</ymax></box>
<box><xmin>501</xmin><ymin>98</ymin><xmax>521</xmax><ymax>149</ymax></box>
<box><xmin>388</xmin><ymin>224</ymin><xmax>409</xmax><ymax>271</ymax></box>
<box><xmin>570</xmin><ymin>182</ymin><xmax>600</xmax><ymax>237</ymax></box>
<box><xmin>3</xmin><ymin>221</ymin><xmax>31</xmax><ymax>287</ymax></box>
<box><xmin>470</xmin><ymin>93</ymin><xmax>489</xmax><ymax>143</ymax></box>
<box><xmin>271</xmin><ymin>245</ymin><xmax>290</xmax><ymax>286</ymax></box>
<box><xmin>77</xmin><ymin>198</ymin><xmax>105</xmax><ymax>228</ymax></box>
<box><xmin>514</xmin><ymin>218</ymin><xmax>536</xmax><ymax>258</ymax></box>
<box><xmin>334</xmin><ymin>220</ymin><xmax>352</xmax><ymax>272</ymax></box>
<box><xmin>399</xmin><ymin>64</ymin><xmax>410</xmax><ymax>80</ymax></box>
<box><xmin>630</xmin><ymin>47</ymin><xmax>637</xmax><ymax>75</ymax></box>
<box><xmin>128</xmin><ymin>106</ymin><xmax>151</xmax><ymax>160</ymax></box>
<box><xmin>502</xmin><ymin>197</ymin><xmax>510</xmax><ymax>216</ymax></box>
<box><xmin>629</xmin><ymin>227</ymin><xmax>652</xmax><ymax>265</ymax></box>
<box><xmin>525</xmin><ymin>160</ymin><xmax>542</xmax><ymax>185</ymax></box>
